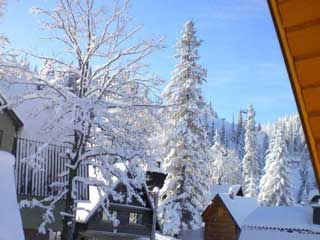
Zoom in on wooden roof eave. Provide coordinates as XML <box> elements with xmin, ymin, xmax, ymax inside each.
<box><xmin>268</xmin><ymin>0</ymin><xmax>320</xmax><ymax>187</ymax></box>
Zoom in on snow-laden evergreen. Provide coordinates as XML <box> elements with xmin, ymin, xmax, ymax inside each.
<box><xmin>242</xmin><ymin>105</ymin><xmax>260</xmax><ymax>198</ymax></box>
<box><xmin>211</xmin><ymin>130</ymin><xmax>241</xmax><ymax>185</ymax></box>
<box><xmin>297</xmin><ymin>143</ymin><xmax>314</xmax><ymax>204</ymax></box>
<box><xmin>258</xmin><ymin>122</ymin><xmax>294</xmax><ymax>206</ymax></box>
<box><xmin>236</xmin><ymin>110</ymin><xmax>245</xmax><ymax>159</ymax></box>
<box><xmin>158</xmin><ymin>20</ymin><xmax>211</xmax><ymax>236</ymax></box>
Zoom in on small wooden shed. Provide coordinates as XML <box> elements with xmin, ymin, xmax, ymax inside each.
<box><xmin>202</xmin><ymin>193</ymin><xmax>259</xmax><ymax>240</ymax></box>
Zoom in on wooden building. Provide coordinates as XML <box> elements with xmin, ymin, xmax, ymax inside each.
<box><xmin>76</xmin><ymin>184</ymin><xmax>155</xmax><ymax>239</ymax></box>
<box><xmin>75</xmin><ymin>172</ymin><xmax>166</xmax><ymax>240</ymax></box>
<box><xmin>268</xmin><ymin>0</ymin><xmax>320</xmax><ymax>187</ymax></box>
<box><xmin>202</xmin><ymin>193</ymin><xmax>259</xmax><ymax>240</ymax></box>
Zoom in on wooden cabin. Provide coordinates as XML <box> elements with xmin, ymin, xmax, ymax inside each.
<box><xmin>268</xmin><ymin>0</ymin><xmax>320</xmax><ymax>188</ymax></box>
<box><xmin>202</xmin><ymin>193</ymin><xmax>259</xmax><ymax>240</ymax></box>
<box><xmin>75</xmin><ymin>172</ymin><xmax>166</xmax><ymax>240</ymax></box>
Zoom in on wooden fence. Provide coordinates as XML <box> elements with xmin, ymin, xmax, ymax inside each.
<box><xmin>14</xmin><ymin>138</ymin><xmax>88</xmax><ymax>200</ymax></box>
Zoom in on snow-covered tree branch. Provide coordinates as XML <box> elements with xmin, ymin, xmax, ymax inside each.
<box><xmin>1</xmin><ymin>0</ymin><xmax>164</xmax><ymax>239</ymax></box>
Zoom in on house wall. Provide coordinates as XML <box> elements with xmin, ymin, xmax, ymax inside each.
<box><xmin>0</xmin><ymin>111</ymin><xmax>16</xmax><ymax>152</ymax></box>
<box><xmin>78</xmin><ymin>205</ymin><xmax>153</xmax><ymax>239</ymax></box>
<box><xmin>203</xmin><ymin>198</ymin><xmax>240</xmax><ymax>240</ymax></box>
<box><xmin>18</xmin><ymin>196</ymin><xmax>65</xmax><ymax>240</ymax></box>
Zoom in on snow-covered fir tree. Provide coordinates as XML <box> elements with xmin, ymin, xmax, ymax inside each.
<box><xmin>242</xmin><ymin>105</ymin><xmax>260</xmax><ymax>198</ymax></box>
<box><xmin>261</xmin><ymin>134</ymin><xmax>269</xmax><ymax>168</ymax></box>
<box><xmin>258</xmin><ymin>122</ymin><xmax>294</xmax><ymax>206</ymax></box>
<box><xmin>231</xmin><ymin>114</ymin><xmax>236</xmax><ymax>144</ymax></box>
<box><xmin>211</xmin><ymin>130</ymin><xmax>241</xmax><ymax>185</ymax></box>
<box><xmin>236</xmin><ymin>110</ymin><xmax>245</xmax><ymax>159</ymax></box>
<box><xmin>159</xmin><ymin>20</ymin><xmax>211</xmax><ymax>237</ymax></box>
<box><xmin>220</xmin><ymin>118</ymin><xmax>227</xmax><ymax>147</ymax></box>
<box><xmin>297</xmin><ymin>143</ymin><xmax>313</xmax><ymax>204</ymax></box>
<box><xmin>202</xmin><ymin>102</ymin><xmax>216</xmax><ymax>144</ymax></box>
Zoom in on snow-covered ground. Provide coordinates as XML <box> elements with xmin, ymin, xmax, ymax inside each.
<box><xmin>0</xmin><ymin>151</ymin><xmax>25</xmax><ymax>240</ymax></box>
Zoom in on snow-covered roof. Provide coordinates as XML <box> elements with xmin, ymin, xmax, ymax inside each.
<box><xmin>76</xmin><ymin>164</ymin><xmax>124</xmax><ymax>223</ymax></box>
<box><xmin>218</xmin><ymin>193</ymin><xmax>260</xmax><ymax>227</ymax></box>
<box><xmin>76</xmin><ymin>185</ymin><xmax>107</xmax><ymax>223</ymax></box>
<box><xmin>0</xmin><ymin>76</ymin><xmax>67</xmax><ymax>142</ymax></box>
<box><xmin>76</xmin><ymin>164</ymin><xmax>154</xmax><ymax>224</ymax></box>
<box><xmin>240</xmin><ymin>206</ymin><xmax>320</xmax><ymax>240</ymax></box>
<box><xmin>76</xmin><ymin>184</ymin><xmax>153</xmax><ymax>224</ymax></box>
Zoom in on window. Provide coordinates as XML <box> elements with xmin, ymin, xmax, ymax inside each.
<box><xmin>129</xmin><ymin>212</ymin><xmax>143</xmax><ymax>224</ymax></box>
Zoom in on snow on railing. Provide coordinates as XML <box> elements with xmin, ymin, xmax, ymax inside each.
<box><xmin>13</xmin><ymin>138</ymin><xmax>88</xmax><ymax>200</ymax></box>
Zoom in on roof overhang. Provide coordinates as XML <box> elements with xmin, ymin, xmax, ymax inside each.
<box><xmin>268</xmin><ymin>0</ymin><xmax>320</xmax><ymax>187</ymax></box>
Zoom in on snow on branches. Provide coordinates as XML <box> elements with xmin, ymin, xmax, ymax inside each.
<box><xmin>1</xmin><ymin>0</ymin><xmax>163</xmax><ymax>237</ymax></box>
<box><xmin>258</xmin><ymin>122</ymin><xmax>294</xmax><ymax>206</ymax></box>
<box><xmin>159</xmin><ymin>20</ymin><xmax>211</xmax><ymax>236</ymax></box>
<box><xmin>242</xmin><ymin>105</ymin><xmax>260</xmax><ymax>198</ymax></box>
<box><xmin>211</xmin><ymin>130</ymin><xmax>241</xmax><ymax>185</ymax></box>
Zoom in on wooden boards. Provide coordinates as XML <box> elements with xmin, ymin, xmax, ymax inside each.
<box><xmin>268</xmin><ymin>0</ymin><xmax>320</xmax><ymax>186</ymax></box>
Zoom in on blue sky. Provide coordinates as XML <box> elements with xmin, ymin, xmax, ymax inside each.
<box><xmin>1</xmin><ymin>0</ymin><xmax>298</xmax><ymax>123</ymax></box>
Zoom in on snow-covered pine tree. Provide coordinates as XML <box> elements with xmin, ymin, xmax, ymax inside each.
<box><xmin>220</xmin><ymin>118</ymin><xmax>226</xmax><ymax>146</ymax></box>
<box><xmin>258</xmin><ymin>122</ymin><xmax>294</xmax><ymax>206</ymax></box>
<box><xmin>231</xmin><ymin>114</ymin><xmax>236</xmax><ymax>145</ymax></box>
<box><xmin>202</xmin><ymin>102</ymin><xmax>216</xmax><ymax>144</ymax></box>
<box><xmin>159</xmin><ymin>20</ymin><xmax>211</xmax><ymax>236</ymax></box>
<box><xmin>211</xmin><ymin>130</ymin><xmax>241</xmax><ymax>185</ymax></box>
<box><xmin>297</xmin><ymin>143</ymin><xmax>312</xmax><ymax>204</ymax></box>
<box><xmin>236</xmin><ymin>110</ymin><xmax>245</xmax><ymax>159</ymax></box>
<box><xmin>242</xmin><ymin>105</ymin><xmax>260</xmax><ymax>198</ymax></box>
<box><xmin>259</xmin><ymin>133</ymin><xmax>269</xmax><ymax>172</ymax></box>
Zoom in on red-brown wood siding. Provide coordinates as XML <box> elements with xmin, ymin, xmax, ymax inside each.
<box><xmin>202</xmin><ymin>196</ymin><xmax>240</xmax><ymax>240</ymax></box>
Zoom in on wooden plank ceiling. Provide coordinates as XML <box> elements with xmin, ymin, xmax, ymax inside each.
<box><xmin>268</xmin><ymin>0</ymin><xmax>320</xmax><ymax>187</ymax></box>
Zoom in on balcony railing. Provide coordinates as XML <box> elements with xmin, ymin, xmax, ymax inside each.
<box><xmin>13</xmin><ymin>138</ymin><xmax>88</xmax><ymax>200</ymax></box>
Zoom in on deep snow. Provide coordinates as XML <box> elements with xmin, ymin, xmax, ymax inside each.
<box><xmin>0</xmin><ymin>151</ymin><xmax>25</xmax><ymax>240</ymax></box>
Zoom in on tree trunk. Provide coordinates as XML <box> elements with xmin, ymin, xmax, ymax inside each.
<box><xmin>61</xmin><ymin>167</ymin><xmax>77</xmax><ymax>240</ymax></box>
<box><xmin>61</xmin><ymin>132</ymin><xmax>81</xmax><ymax>240</ymax></box>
